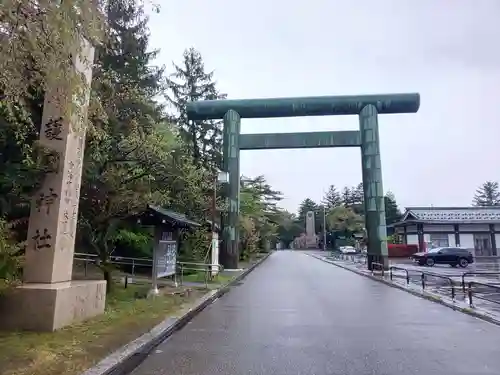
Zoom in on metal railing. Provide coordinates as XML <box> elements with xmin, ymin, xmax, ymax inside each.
<box><xmin>389</xmin><ymin>266</ymin><xmax>410</xmax><ymax>284</ymax></box>
<box><xmin>467</xmin><ymin>281</ymin><xmax>500</xmax><ymax>307</ymax></box>
<box><xmin>330</xmin><ymin>252</ymin><xmax>367</xmax><ymax>264</ymax></box>
<box><xmin>420</xmin><ymin>272</ymin><xmax>456</xmax><ymax>300</ymax></box>
<box><xmin>74</xmin><ymin>252</ymin><xmax>153</xmax><ymax>277</ymax></box>
<box><xmin>74</xmin><ymin>253</ymin><xmax>223</xmax><ymax>287</ymax></box>
<box><xmin>178</xmin><ymin>261</ymin><xmax>224</xmax><ymax>288</ymax></box>
<box><xmin>327</xmin><ymin>252</ymin><xmax>500</xmax><ymax>307</ymax></box>
<box><xmin>461</xmin><ymin>272</ymin><xmax>500</xmax><ymax>293</ymax></box>
<box><xmin>333</xmin><ymin>255</ymin><xmax>457</xmax><ymax>300</ymax></box>
<box><xmin>371</xmin><ymin>262</ymin><xmax>385</xmax><ymax>276</ymax></box>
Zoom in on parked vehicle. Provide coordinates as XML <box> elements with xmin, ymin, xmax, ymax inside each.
<box><xmin>340</xmin><ymin>246</ymin><xmax>357</xmax><ymax>254</ymax></box>
<box><xmin>411</xmin><ymin>247</ymin><xmax>474</xmax><ymax>268</ymax></box>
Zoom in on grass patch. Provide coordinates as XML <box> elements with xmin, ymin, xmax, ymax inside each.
<box><xmin>0</xmin><ymin>283</ymin><xmax>207</xmax><ymax>375</ymax></box>
<box><xmin>181</xmin><ymin>271</ymin><xmax>234</xmax><ymax>285</ymax></box>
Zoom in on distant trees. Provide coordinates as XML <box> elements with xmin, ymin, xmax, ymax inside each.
<box><xmin>275</xmin><ymin>211</ymin><xmax>303</xmax><ymax>248</ymax></box>
<box><xmin>322</xmin><ymin>185</ymin><xmax>341</xmax><ymax>209</ymax></box>
<box><xmin>473</xmin><ymin>181</ymin><xmax>500</xmax><ymax>206</ymax></box>
<box><xmin>384</xmin><ymin>191</ymin><xmax>402</xmax><ymax>225</ymax></box>
<box><xmin>296</xmin><ymin>198</ymin><xmax>323</xmax><ymax>234</ymax></box>
<box><xmin>326</xmin><ymin>206</ymin><xmax>364</xmax><ymax>234</ymax></box>
<box><xmin>285</xmin><ymin>184</ymin><xmax>403</xmax><ymax>248</ymax></box>
<box><xmin>297</xmin><ymin>198</ymin><xmax>319</xmax><ymax>226</ymax></box>
<box><xmin>238</xmin><ymin>175</ymin><xmax>286</xmax><ymax>258</ymax></box>
<box><xmin>321</xmin><ymin>183</ymin><xmax>402</xmax><ymax>227</ymax></box>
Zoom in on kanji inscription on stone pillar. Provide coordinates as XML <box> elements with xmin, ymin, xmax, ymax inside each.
<box><xmin>24</xmin><ymin>38</ymin><xmax>94</xmax><ymax>284</ymax></box>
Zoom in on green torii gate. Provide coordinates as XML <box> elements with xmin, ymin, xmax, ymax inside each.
<box><xmin>187</xmin><ymin>93</ymin><xmax>420</xmax><ymax>270</ymax></box>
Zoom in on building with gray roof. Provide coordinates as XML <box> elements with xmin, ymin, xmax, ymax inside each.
<box><xmin>391</xmin><ymin>206</ymin><xmax>500</xmax><ymax>256</ymax></box>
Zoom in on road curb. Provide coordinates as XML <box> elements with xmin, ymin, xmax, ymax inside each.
<box><xmin>81</xmin><ymin>252</ymin><xmax>273</xmax><ymax>375</ymax></box>
<box><xmin>309</xmin><ymin>254</ymin><xmax>500</xmax><ymax>327</ymax></box>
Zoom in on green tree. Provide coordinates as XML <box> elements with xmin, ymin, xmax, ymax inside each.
<box><xmin>297</xmin><ymin>198</ymin><xmax>319</xmax><ymax>231</ymax></box>
<box><xmin>238</xmin><ymin>175</ymin><xmax>283</xmax><ymax>259</ymax></box>
<box><xmin>0</xmin><ymin>1</ymin><xmax>104</xmax><ymax>103</ymax></box>
<box><xmin>166</xmin><ymin>48</ymin><xmax>226</xmax><ymax>169</ymax></box>
<box><xmin>79</xmin><ymin>0</ymin><xmax>212</xmax><ymax>292</ymax></box>
<box><xmin>384</xmin><ymin>191</ymin><xmax>402</xmax><ymax>225</ymax></box>
<box><xmin>473</xmin><ymin>181</ymin><xmax>500</xmax><ymax>206</ymax></box>
<box><xmin>322</xmin><ymin>184</ymin><xmax>341</xmax><ymax>209</ymax></box>
<box><xmin>326</xmin><ymin>206</ymin><xmax>364</xmax><ymax>234</ymax></box>
<box><xmin>340</xmin><ymin>184</ymin><xmax>364</xmax><ymax>215</ymax></box>
<box><xmin>350</xmin><ymin>183</ymin><xmax>365</xmax><ymax>215</ymax></box>
<box><xmin>0</xmin><ymin>219</ymin><xmax>23</xmax><ymax>294</ymax></box>
<box><xmin>340</xmin><ymin>187</ymin><xmax>353</xmax><ymax>207</ymax></box>
<box><xmin>275</xmin><ymin>210</ymin><xmax>303</xmax><ymax>248</ymax></box>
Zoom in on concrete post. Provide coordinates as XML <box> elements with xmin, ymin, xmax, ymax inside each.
<box><xmin>0</xmin><ymin>38</ymin><xmax>106</xmax><ymax>331</ymax></box>
<box><xmin>221</xmin><ymin>110</ymin><xmax>241</xmax><ymax>269</ymax></box>
<box><xmin>359</xmin><ymin>104</ymin><xmax>389</xmax><ymax>270</ymax></box>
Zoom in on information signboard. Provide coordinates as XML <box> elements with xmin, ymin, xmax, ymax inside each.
<box><xmin>156</xmin><ymin>240</ymin><xmax>177</xmax><ymax>278</ymax></box>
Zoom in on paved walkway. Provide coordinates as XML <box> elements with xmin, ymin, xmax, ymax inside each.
<box><xmin>131</xmin><ymin>251</ymin><xmax>500</xmax><ymax>375</ymax></box>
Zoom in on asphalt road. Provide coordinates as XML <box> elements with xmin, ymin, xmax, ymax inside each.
<box><xmin>131</xmin><ymin>251</ymin><xmax>500</xmax><ymax>375</ymax></box>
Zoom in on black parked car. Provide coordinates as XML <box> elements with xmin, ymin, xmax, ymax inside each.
<box><xmin>412</xmin><ymin>247</ymin><xmax>474</xmax><ymax>268</ymax></box>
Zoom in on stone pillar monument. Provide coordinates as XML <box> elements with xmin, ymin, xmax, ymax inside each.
<box><xmin>359</xmin><ymin>104</ymin><xmax>389</xmax><ymax>270</ymax></box>
<box><xmin>0</xmin><ymin>38</ymin><xmax>106</xmax><ymax>331</ymax></box>
<box><xmin>305</xmin><ymin>211</ymin><xmax>317</xmax><ymax>248</ymax></box>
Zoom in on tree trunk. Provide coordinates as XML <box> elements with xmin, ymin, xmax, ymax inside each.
<box><xmin>103</xmin><ymin>268</ymin><xmax>113</xmax><ymax>294</ymax></box>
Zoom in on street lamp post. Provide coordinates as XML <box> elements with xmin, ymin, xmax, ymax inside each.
<box><xmin>323</xmin><ymin>206</ymin><xmax>327</xmax><ymax>251</ymax></box>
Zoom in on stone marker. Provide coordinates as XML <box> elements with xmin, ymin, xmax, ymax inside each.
<box><xmin>305</xmin><ymin>211</ymin><xmax>317</xmax><ymax>248</ymax></box>
<box><xmin>0</xmin><ymin>38</ymin><xmax>106</xmax><ymax>332</ymax></box>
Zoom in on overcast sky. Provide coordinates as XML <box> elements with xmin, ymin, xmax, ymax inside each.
<box><xmin>147</xmin><ymin>0</ymin><xmax>500</xmax><ymax>214</ymax></box>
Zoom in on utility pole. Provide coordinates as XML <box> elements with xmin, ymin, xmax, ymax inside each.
<box><xmin>323</xmin><ymin>206</ymin><xmax>327</xmax><ymax>251</ymax></box>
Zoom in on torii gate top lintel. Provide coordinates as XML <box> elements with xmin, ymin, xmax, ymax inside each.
<box><xmin>186</xmin><ymin>92</ymin><xmax>420</xmax><ymax>121</ymax></box>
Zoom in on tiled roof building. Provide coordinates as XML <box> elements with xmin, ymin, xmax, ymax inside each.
<box><xmin>392</xmin><ymin>206</ymin><xmax>500</xmax><ymax>256</ymax></box>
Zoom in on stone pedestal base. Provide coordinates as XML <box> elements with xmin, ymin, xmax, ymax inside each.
<box><xmin>305</xmin><ymin>236</ymin><xmax>317</xmax><ymax>249</ymax></box>
<box><xmin>0</xmin><ymin>280</ymin><xmax>106</xmax><ymax>332</ymax></box>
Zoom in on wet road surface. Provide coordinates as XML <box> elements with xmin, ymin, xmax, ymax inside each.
<box><xmin>131</xmin><ymin>251</ymin><xmax>500</xmax><ymax>375</ymax></box>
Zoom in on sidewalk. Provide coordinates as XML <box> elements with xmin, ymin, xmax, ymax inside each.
<box><xmin>311</xmin><ymin>254</ymin><xmax>500</xmax><ymax>324</ymax></box>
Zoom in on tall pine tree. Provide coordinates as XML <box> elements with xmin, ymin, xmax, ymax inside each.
<box><xmin>384</xmin><ymin>191</ymin><xmax>402</xmax><ymax>225</ymax></box>
<box><xmin>351</xmin><ymin>182</ymin><xmax>365</xmax><ymax>215</ymax></box>
<box><xmin>322</xmin><ymin>184</ymin><xmax>341</xmax><ymax>209</ymax></box>
<box><xmin>340</xmin><ymin>184</ymin><xmax>364</xmax><ymax>215</ymax></box>
<box><xmin>94</xmin><ymin>0</ymin><xmax>166</xmax><ymax>136</ymax></box>
<box><xmin>166</xmin><ymin>48</ymin><xmax>226</xmax><ymax>169</ymax></box>
<box><xmin>473</xmin><ymin>181</ymin><xmax>500</xmax><ymax>206</ymax></box>
<box><xmin>341</xmin><ymin>187</ymin><xmax>353</xmax><ymax>207</ymax></box>
<box><xmin>80</xmin><ymin>0</ymin><xmax>185</xmax><ymax>290</ymax></box>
